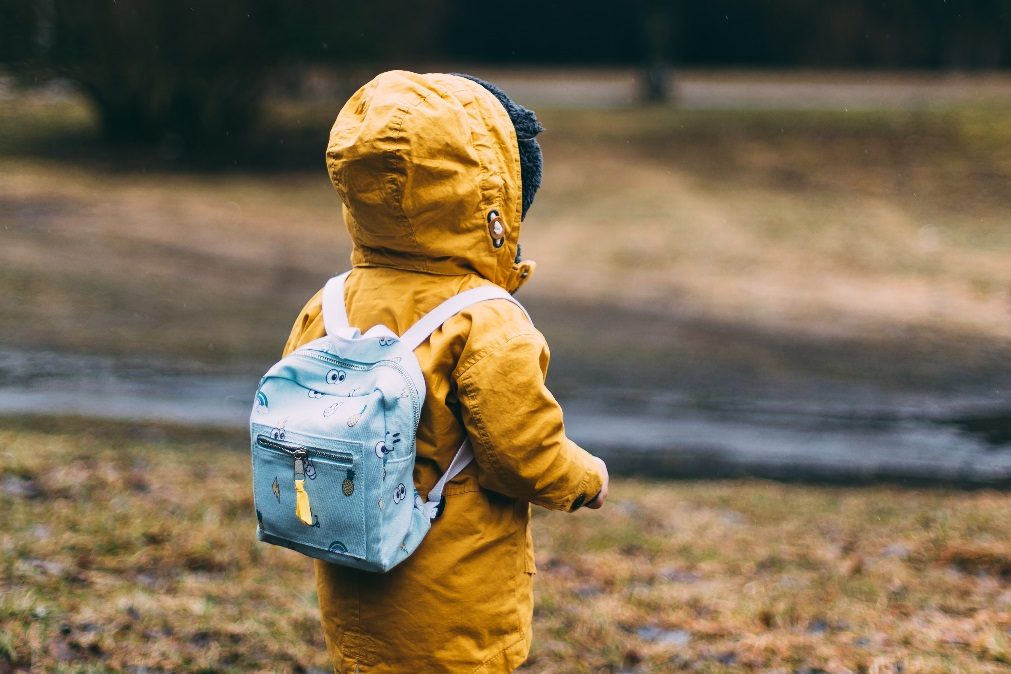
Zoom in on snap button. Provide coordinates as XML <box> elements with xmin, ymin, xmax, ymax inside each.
<box><xmin>487</xmin><ymin>210</ymin><xmax>505</xmax><ymax>249</ymax></box>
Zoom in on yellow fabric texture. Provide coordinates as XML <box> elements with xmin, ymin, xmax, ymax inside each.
<box><xmin>283</xmin><ymin>70</ymin><xmax>604</xmax><ymax>673</ymax></box>
<box><xmin>293</xmin><ymin>479</ymin><xmax>313</xmax><ymax>526</ymax></box>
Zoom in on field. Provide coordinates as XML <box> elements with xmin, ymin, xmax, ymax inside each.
<box><xmin>2</xmin><ymin>75</ymin><xmax>1011</xmax><ymax>672</ymax></box>
<box><xmin>2</xmin><ymin>81</ymin><xmax>1010</xmax><ymax>371</ymax></box>
<box><xmin>2</xmin><ymin>417</ymin><xmax>1010</xmax><ymax>673</ymax></box>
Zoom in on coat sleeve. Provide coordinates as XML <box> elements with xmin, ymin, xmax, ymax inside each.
<box><xmin>454</xmin><ymin>329</ymin><xmax>604</xmax><ymax>512</ymax></box>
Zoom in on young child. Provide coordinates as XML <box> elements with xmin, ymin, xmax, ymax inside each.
<box><xmin>282</xmin><ymin>70</ymin><xmax>609</xmax><ymax>673</ymax></box>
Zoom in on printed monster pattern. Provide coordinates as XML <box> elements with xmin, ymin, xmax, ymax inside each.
<box><xmin>374</xmin><ymin>432</ymin><xmax>401</xmax><ymax>460</ymax></box>
<box><xmin>322</xmin><ymin>400</ymin><xmax>345</xmax><ymax>418</ymax></box>
<box><xmin>347</xmin><ymin>404</ymin><xmax>367</xmax><ymax>427</ymax></box>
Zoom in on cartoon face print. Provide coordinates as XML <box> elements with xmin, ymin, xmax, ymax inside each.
<box><xmin>393</xmin><ymin>483</ymin><xmax>407</xmax><ymax>504</ymax></box>
<box><xmin>270</xmin><ymin>423</ymin><xmax>287</xmax><ymax>442</ymax></box>
<box><xmin>374</xmin><ymin>432</ymin><xmax>401</xmax><ymax>459</ymax></box>
<box><xmin>325</xmin><ymin>369</ymin><xmax>347</xmax><ymax>385</ymax></box>
<box><xmin>322</xmin><ymin>400</ymin><xmax>345</xmax><ymax>418</ymax></box>
<box><xmin>307</xmin><ymin>389</ymin><xmax>324</xmax><ymax>399</ymax></box>
<box><xmin>304</xmin><ymin>458</ymin><xmax>317</xmax><ymax>480</ymax></box>
<box><xmin>378</xmin><ymin>336</ymin><xmax>396</xmax><ymax>347</ymax></box>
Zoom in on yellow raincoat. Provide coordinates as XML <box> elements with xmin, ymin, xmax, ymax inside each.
<box><xmin>282</xmin><ymin>70</ymin><xmax>604</xmax><ymax>673</ymax></box>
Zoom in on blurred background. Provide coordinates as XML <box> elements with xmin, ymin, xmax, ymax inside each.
<box><xmin>2</xmin><ymin>1</ymin><xmax>1011</xmax><ymax>672</ymax></box>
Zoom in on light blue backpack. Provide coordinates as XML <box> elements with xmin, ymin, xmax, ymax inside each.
<box><xmin>250</xmin><ymin>271</ymin><xmax>529</xmax><ymax>572</ymax></box>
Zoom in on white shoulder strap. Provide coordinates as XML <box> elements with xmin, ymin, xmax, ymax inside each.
<box><xmin>422</xmin><ymin>439</ymin><xmax>475</xmax><ymax>520</ymax></box>
<box><xmin>320</xmin><ymin>271</ymin><xmax>529</xmax><ymax>519</ymax></box>
<box><xmin>321</xmin><ymin>271</ymin><xmax>351</xmax><ymax>336</ymax></box>
<box><xmin>322</xmin><ymin>270</ymin><xmax>530</xmax><ymax>347</ymax></box>
<box><xmin>402</xmin><ymin>284</ymin><xmax>529</xmax><ymax>519</ymax></box>
<box><xmin>399</xmin><ymin>284</ymin><xmax>531</xmax><ymax>351</ymax></box>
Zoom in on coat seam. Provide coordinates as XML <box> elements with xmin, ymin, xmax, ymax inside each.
<box><xmin>469</xmin><ymin>634</ymin><xmax>529</xmax><ymax>674</ymax></box>
<box><xmin>455</xmin><ymin>329</ymin><xmax>542</xmax><ymax>381</ymax></box>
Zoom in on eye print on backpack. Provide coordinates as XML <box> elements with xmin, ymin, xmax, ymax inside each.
<box><xmin>393</xmin><ymin>483</ymin><xmax>407</xmax><ymax>504</ymax></box>
<box><xmin>325</xmin><ymin>369</ymin><xmax>347</xmax><ymax>385</ymax></box>
<box><xmin>342</xmin><ymin>469</ymin><xmax>355</xmax><ymax>496</ymax></box>
<box><xmin>307</xmin><ymin>389</ymin><xmax>324</xmax><ymax>399</ymax></box>
<box><xmin>374</xmin><ymin>432</ymin><xmax>401</xmax><ymax>459</ymax></box>
<box><xmin>270</xmin><ymin>424</ymin><xmax>286</xmax><ymax>442</ymax></box>
<box><xmin>378</xmin><ymin>336</ymin><xmax>395</xmax><ymax>347</ymax></box>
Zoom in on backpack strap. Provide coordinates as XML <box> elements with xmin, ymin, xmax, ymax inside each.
<box><xmin>401</xmin><ymin>284</ymin><xmax>531</xmax><ymax>519</ymax></box>
<box><xmin>399</xmin><ymin>284</ymin><xmax>531</xmax><ymax>351</ymax></box>
<box><xmin>323</xmin><ymin>270</ymin><xmax>531</xmax><ymax>345</ymax></box>
<box><xmin>321</xmin><ymin>270</ymin><xmax>352</xmax><ymax>336</ymax></box>
<box><xmin>321</xmin><ymin>270</ymin><xmax>532</xmax><ymax>520</ymax></box>
<box><xmin>422</xmin><ymin>439</ymin><xmax>475</xmax><ymax>520</ymax></box>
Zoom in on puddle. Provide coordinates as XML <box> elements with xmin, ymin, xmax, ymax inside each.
<box><xmin>0</xmin><ymin>347</ymin><xmax>1008</xmax><ymax>486</ymax></box>
<box><xmin>938</xmin><ymin>412</ymin><xmax>1011</xmax><ymax>447</ymax></box>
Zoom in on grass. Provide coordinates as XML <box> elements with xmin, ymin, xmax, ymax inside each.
<box><xmin>1</xmin><ymin>85</ymin><xmax>1010</xmax><ymax>371</ymax></box>
<box><xmin>2</xmin><ymin>417</ymin><xmax>1011</xmax><ymax>673</ymax></box>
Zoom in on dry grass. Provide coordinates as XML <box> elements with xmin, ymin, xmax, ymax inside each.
<box><xmin>2</xmin><ymin>417</ymin><xmax>1010</xmax><ymax>673</ymax></box>
<box><xmin>1</xmin><ymin>91</ymin><xmax>1010</xmax><ymax>367</ymax></box>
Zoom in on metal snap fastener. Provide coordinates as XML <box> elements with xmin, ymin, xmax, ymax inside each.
<box><xmin>487</xmin><ymin>210</ymin><xmax>505</xmax><ymax>249</ymax></box>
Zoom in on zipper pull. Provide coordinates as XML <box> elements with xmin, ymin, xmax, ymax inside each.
<box><xmin>293</xmin><ymin>451</ymin><xmax>313</xmax><ymax>526</ymax></box>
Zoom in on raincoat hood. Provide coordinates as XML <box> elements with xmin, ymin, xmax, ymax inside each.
<box><xmin>326</xmin><ymin>70</ymin><xmax>536</xmax><ymax>292</ymax></box>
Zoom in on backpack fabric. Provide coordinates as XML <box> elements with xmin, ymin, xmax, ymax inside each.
<box><xmin>250</xmin><ymin>270</ymin><xmax>528</xmax><ymax>572</ymax></box>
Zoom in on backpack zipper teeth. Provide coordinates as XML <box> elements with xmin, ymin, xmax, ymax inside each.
<box><xmin>298</xmin><ymin>351</ymin><xmax>423</xmax><ymax>428</ymax></box>
<box><xmin>297</xmin><ymin>350</ymin><xmax>370</xmax><ymax>370</ymax></box>
<box><xmin>256</xmin><ymin>435</ymin><xmax>354</xmax><ymax>464</ymax></box>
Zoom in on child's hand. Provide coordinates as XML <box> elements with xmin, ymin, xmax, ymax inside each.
<box><xmin>585</xmin><ymin>456</ymin><xmax>609</xmax><ymax>509</ymax></box>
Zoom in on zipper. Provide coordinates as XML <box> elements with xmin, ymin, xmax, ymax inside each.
<box><xmin>295</xmin><ymin>351</ymin><xmax>423</xmax><ymax>428</ymax></box>
<box><xmin>256</xmin><ymin>434</ymin><xmax>354</xmax><ymax>465</ymax></box>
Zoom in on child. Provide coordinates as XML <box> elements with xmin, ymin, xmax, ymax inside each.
<box><xmin>282</xmin><ymin>70</ymin><xmax>609</xmax><ymax>673</ymax></box>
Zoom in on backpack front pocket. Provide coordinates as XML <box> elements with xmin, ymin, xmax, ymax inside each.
<box><xmin>252</xmin><ymin>429</ymin><xmax>367</xmax><ymax>560</ymax></box>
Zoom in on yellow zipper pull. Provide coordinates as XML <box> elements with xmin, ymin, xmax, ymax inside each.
<box><xmin>293</xmin><ymin>453</ymin><xmax>313</xmax><ymax>526</ymax></box>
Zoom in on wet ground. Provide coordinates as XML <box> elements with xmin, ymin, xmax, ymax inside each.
<box><xmin>2</xmin><ymin>298</ymin><xmax>1008</xmax><ymax>487</ymax></box>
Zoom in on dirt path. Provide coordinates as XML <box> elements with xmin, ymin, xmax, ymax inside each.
<box><xmin>399</xmin><ymin>68</ymin><xmax>1011</xmax><ymax>109</ymax></box>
